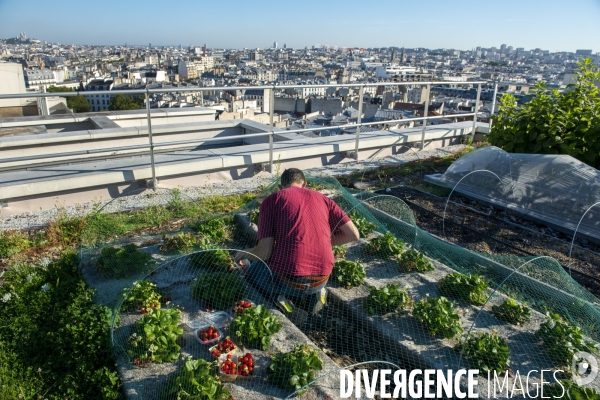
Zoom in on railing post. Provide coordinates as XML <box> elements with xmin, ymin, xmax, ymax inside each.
<box><xmin>268</xmin><ymin>86</ymin><xmax>275</xmax><ymax>174</ymax></box>
<box><xmin>489</xmin><ymin>82</ymin><xmax>498</xmax><ymax>132</ymax></box>
<box><xmin>353</xmin><ymin>85</ymin><xmax>364</xmax><ymax>160</ymax></box>
<box><xmin>471</xmin><ymin>83</ymin><xmax>482</xmax><ymax>141</ymax></box>
<box><xmin>145</xmin><ymin>88</ymin><xmax>157</xmax><ymax>190</ymax></box>
<box><xmin>420</xmin><ymin>83</ymin><xmax>431</xmax><ymax>150</ymax></box>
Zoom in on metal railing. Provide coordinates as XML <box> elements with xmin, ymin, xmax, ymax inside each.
<box><xmin>0</xmin><ymin>80</ymin><xmax>490</xmax><ymax>187</ymax></box>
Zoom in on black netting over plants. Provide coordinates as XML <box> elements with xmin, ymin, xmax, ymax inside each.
<box><xmin>77</xmin><ymin>173</ymin><xmax>600</xmax><ymax>399</ymax></box>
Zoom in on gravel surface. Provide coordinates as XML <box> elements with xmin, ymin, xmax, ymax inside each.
<box><xmin>0</xmin><ymin>145</ymin><xmax>467</xmax><ymax>232</ymax></box>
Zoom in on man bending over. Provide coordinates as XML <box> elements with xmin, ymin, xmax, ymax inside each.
<box><xmin>235</xmin><ymin>168</ymin><xmax>359</xmax><ymax>314</ymax></box>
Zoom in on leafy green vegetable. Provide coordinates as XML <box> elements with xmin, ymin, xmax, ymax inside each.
<box><xmin>162</xmin><ymin>357</ymin><xmax>231</xmax><ymax>400</ymax></box>
<box><xmin>122</xmin><ymin>280</ymin><xmax>161</xmax><ymax>311</ymax></box>
<box><xmin>364</xmin><ymin>284</ymin><xmax>413</xmax><ymax>314</ymax></box>
<box><xmin>534</xmin><ymin>313</ymin><xmax>599</xmax><ymax>368</ymax></box>
<box><xmin>231</xmin><ymin>304</ymin><xmax>282</xmax><ymax>351</ymax></box>
<box><xmin>491</xmin><ymin>299</ymin><xmax>531</xmax><ymax>325</ymax></box>
<box><xmin>332</xmin><ymin>245</ymin><xmax>347</xmax><ymax>258</ymax></box>
<box><xmin>269</xmin><ymin>344</ymin><xmax>323</xmax><ymax>395</ymax></box>
<box><xmin>159</xmin><ymin>232</ymin><xmax>199</xmax><ymax>254</ymax></box>
<box><xmin>190</xmin><ymin>272</ymin><xmax>247</xmax><ymax>310</ymax></box>
<box><xmin>332</xmin><ymin>259</ymin><xmax>366</xmax><ymax>288</ymax></box>
<box><xmin>438</xmin><ymin>272</ymin><xmax>488</xmax><ymax>305</ymax></box>
<box><xmin>190</xmin><ymin>216</ymin><xmax>232</xmax><ymax>243</ymax></box>
<box><xmin>128</xmin><ymin>307</ymin><xmax>183</xmax><ymax>364</ymax></box>
<box><xmin>413</xmin><ymin>295</ymin><xmax>463</xmax><ymax>339</ymax></box>
<box><xmin>188</xmin><ymin>240</ymin><xmax>234</xmax><ymax>271</ymax></box>
<box><xmin>398</xmin><ymin>249</ymin><xmax>434</xmax><ymax>273</ymax></box>
<box><xmin>248</xmin><ymin>209</ymin><xmax>259</xmax><ymax>225</ymax></box>
<box><xmin>349</xmin><ymin>209</ymin><xmax>376</xmax><ymax>237</ymax></box>
<box><xmin>364</xmin><ymin>232</ymin><xmax>405</xmax><ymax>258</ymax></box>
<box><xmin>456</xmin><ymin>331</ymin><xmax>510</xmax><ymax>373</ymax></box>
<box><xmin>545</xmin><ymin>379</ymin><xmax>600</xmax><ymax>400</ymax></box>
<box><xmin>96</xmin><ymin>244</ymin><xmax>155</xmax><ymax>278</ymax></box>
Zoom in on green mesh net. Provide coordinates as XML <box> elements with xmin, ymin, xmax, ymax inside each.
<box><xmin>78</xmin><ymin>173</ymin><xmax>600</xmax><ymax>399</ymax></box>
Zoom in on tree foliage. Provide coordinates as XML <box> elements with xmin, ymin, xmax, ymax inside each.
<box><xmin>109</xmin><ymin>94</ymin><xmax>144</xmax><ymax>111</ymax></box>
<box><xmin>489</xmin><ymin>58</ymin><xmax>600</xmax><ymax>168</ymax></box>
<box><xmin>47</xmin><ymin>85</ymin><xmax>90</xmax><ymax>113</ymax></box>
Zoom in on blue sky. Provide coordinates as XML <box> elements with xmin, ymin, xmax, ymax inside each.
<box><xmin>0</xmin><ymin>0</ymin><xmax>598</xmax><ymax>52</ymax></box>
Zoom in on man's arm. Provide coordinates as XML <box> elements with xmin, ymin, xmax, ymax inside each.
<box><xmin>234</xmin><ymin>237</ymin><xmax>274</xmax><ymax>262</ymax></box>
<box><xmin>331</xmin><ymin>220</ymin><xmax>360</xmax><ymax>246</ymax></box>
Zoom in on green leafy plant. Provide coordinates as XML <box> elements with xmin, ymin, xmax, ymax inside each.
<box><xmin>438</xmin><ymin>272</ymin><xmax>488</xmax><ymax>305</ymax></box>
<box><xmin>413</xmin><ymin>295</ymin><xmax>463</xmax><ymax>339</ymax></box>
<box><xmin>96</xmin><ymin>244</ymin><xmax>156</xmax><ymax>278</ymax></box>
<box><xmin>231</xmin><ymin>304</ymin><xmax>282</xmax><ymax>350</ymax></box>
<box><xmin>456</xmin><ymin>331</ymin><xmax>510</xmax><ymax>373</ymax></box>
<box><xmin>332</xmin><ymin>245</ymin><xmax>347</xmax><ymax>258</ymax></box>
<box><xmin>269</xmin><ymin>344</ymin><xmax>323</xmax><ymax>395</ymax></box>
<box><xmin>534</xmin><ymin>313</ymin><xmax>599</xmax><ymax>367</ymax></box>
<box><xmin>159</xmin><ymin>232</ymin><xmax>199</xmax><ymax>254</ymax></box>
<box><xmin>491</xmin><ymin>299</ymin><xmax>531</xmax><ymax>325</ymax></box>
<box><xmin>248</xmin><ymin>209</ymin><xmax>259</xmax><ymax>225</ymax></box>
<box><xmin>162</xmin><ymin>357</ymin><xmax>231</xmax><ymax>400</ymax></box>
<box><xmin>545</xmin><ymin>379</ymin><xmax>600</xmax><ymax>400</ymax></box>
<box><xmin>127</xmin><ymin>307</ymin><xmax>183</xmax><ymax>364</ymax></box>
<box><xmin>0</xmin><ymin>230</ymin><xmax>30</xmax><ymax>258</ymax></box>
<box><xmin>188</xmin><ymin>241</ymin><xmax>234</xmax><ymax>271</ymax></box>
<box><xmin>364</xmin><ymin>232</ymin><xmax>405</xmax><ymax>258</ymax></box>
<box><xmin>190</xmin><ymin>216</ymin><xmax>232</xmax><ymax>243</ymax></box>
<box><xmin>364</xmin><ymin>284</ymin><xmax>413</xmax><ymax>314</ymax></box>
<box><xmin>332</xmin><ymin>259</ymin><xmax>366</xmax><ymax>288</ymax></box>
<box><xmin>122</xmin><ymin>280</ymin><xmax>162</xmax><ymax>311</ymax></box>
<box><xmin>190</xmin><ymin>272</ymin><xmax>247</xmax><ymax>310</ymax></box>
<box><xmin>348</xmin><ymin>209</ymin><xmax>376</xmax><ymax>237</ymax></box>
<box><xmin>397</xmin><ymin>249</ymin><xmax>434</xmax><ymax>272</ymax></box>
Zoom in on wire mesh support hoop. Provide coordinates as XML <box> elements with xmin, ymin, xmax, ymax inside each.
<box><xmin>145</xmin><ymin>88</ymin><xmax>158</xmax><ymax>190</ymax></box>
<box><xmin>358</xmin><ymin>144</ymin><xmax>423</xmax><ymax>190</ymax></box>
<box><xmin>283</xmin><ymin>360</ymin><xmax>401</xmax><ymax>400</ymax></box>
<box><xmin>568</xmin><ymin>201</ymin><xmax>600</xmax><ymax>276</ymax></box>
<box><xmin>442</xmin><ymin>170</ymin><xmax>503</xmax><ymax>241</ymax></box>
<box><xmin>457</xmin><ymin>255</ymin><xmax>559</xmax><ymax>369</ymax></box>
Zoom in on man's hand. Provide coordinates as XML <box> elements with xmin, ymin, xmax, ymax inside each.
<box><xmin>234</xmin><ymin>237</ymin><xmax>274</xmax><ymax>263</ymax></box>
<box><xmin>331</xmin><ymin>221</ymin><xmax>360</xmax><ymax>246</ymax></box>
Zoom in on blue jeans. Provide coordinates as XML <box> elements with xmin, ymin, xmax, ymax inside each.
<box><xmin>245</xmin><ymin>261</ymin><xmax>328</xmax><ymax>299</ymax></box>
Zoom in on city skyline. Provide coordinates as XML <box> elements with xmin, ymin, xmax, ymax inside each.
<box><xmin>0</xmin><ymin>0</ymin><xmax>598</xmax><ymax>52</ymax></box>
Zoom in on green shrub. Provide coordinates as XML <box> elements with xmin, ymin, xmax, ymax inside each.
<box><xmin>190</xmin><ymin>272</ymin><xmax>247</xmax><ymax>310</ymax></box>
<box><xmin>127</xmin><ymin>307</ymin><xmax>183</xmax><ymax>364</ymax></box>
<box><xmin>364</xmin><ymin>232</ymin><xmax>405</xmax><ymax>258</ymax></box>
<box><xmin>332</xmin><ymin>259</ymin><xmax>366</xmax><ymax>288</ymax></box>
<box><xmin>413</xmin><ymin>295</ymin><xmax>463</xmax><ymax>339</ymax></box>
<box><xmin>231</xmin><ymin>304</ymin><xmax>282</xmax><ymax>350</ymax></box>
<box><xmin>491</xmin><ymin>299</ymin><xmax>531</xmax><ymax>325</ymax></box>
<box><xmin>269</xmin><ymin>344</ymin><xmax>323</xmax><ymax>395</ymax></box>
<box><xmin>398</xmin><ymin>249</ymin><xmax>434</xmax><ymax>272</ymax></box>
<box><xmin>0</xmin><ymin>230</ymin><xmax>30</xmax><ymax>258</ymax></box>
<box><xmin>456</xmin><ymin>331</ymin><xmax>510</xmax><ymax>373</ymax></box>
<box><xmin>162</xmin><ymin>357</ymin><xmax>231</xmax><ymax>400</ymax></box>
<box><xmin>534</xmin><ymin>313</ymin><xmax>599</xmax><ymax>367</ymax></box>
<box><xmin>364</xmin><ymin>284</ymin><xmax>413</xmax><ymax>314</ymax></box>
<box><xmin>96</xmin><ymin>244</ymin><xmax>156</xmax><ymax>278</ymax></box>
<box><xmin>349</xmin><ymin>209</ymin><xmax>376</xmax><ymax>237</ymax></box>
<box><xmin>438</xmin><ymin>272</ymin><xmax>488</xmax><ymax>305</ymax></box>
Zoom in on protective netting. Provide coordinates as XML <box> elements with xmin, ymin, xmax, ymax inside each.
<box><xmin>78</xmin><ymin>172</ymin><xmax>600</xmax><ymax>399</ymax></box>
<box><xmin>425</xmin><ymin>145</ymin><xmax>600</xmax><ymax>244</ymax></box>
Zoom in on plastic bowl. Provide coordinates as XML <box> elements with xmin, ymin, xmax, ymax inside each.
<box><xmin>194</xmin><ymin>325</ymin><xmax>222</xmax><ymax>346</ymax></box>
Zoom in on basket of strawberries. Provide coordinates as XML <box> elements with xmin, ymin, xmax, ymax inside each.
<box><xmin>209</xmin><ymin>336</ymin><xmax>237</xmax><ymax>358</ymax></box>
<box><xmin>194</xmin><ymin>325</ymin><xmax>221</xmax><ymax>346</ymax></box>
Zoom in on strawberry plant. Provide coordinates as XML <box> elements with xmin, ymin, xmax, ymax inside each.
<box><xmin>248</xmin><ymin>209</ymin><xmax>259</xmax><ymax>225</ymax></box>
<box><xmin>159</xmin><ymin>232</ymin><xmax>198</xmax><ymax>254</ymax></box>
<box><xmin>230</xmin><ymin>304</ymin><xmax>282</xmax><ymax>350</ymax></box>
<box><xmin>398</xmin><ymin>249</ymin><xmax>434</xmax><ymax>273</ymax></box>
<box><xmin>438</xmin><ymin>272</ymin><xmax>488</xmax><ymax>306</ymax></box>
<box><xmin>189</xmin><ymin>239</ymin><xmax>235</xmax><ymax>271</ymax></box>
<box><xmin>364</xmin><ymin>284</ymin><xmax>413</xmax><ymax>314</ymax></box>
<box><xmin>364</xmin><ymin>232</ymin><xmax>405</xmax><ymax>258</ymax></box>
<box><xmin>190</xmin><ymin>216</ymin><xmax>232</xmax><ymax>243</ymax></box>
<box><xmin>164</xmin><ymin>357</ymin><xmax>232</xmax><ymax>400</ymax></box>
<box><xmin>332</xmin><ymin>259</ymin><xmax>366</xmax><ymax>288</ymax></box>
<box><xmin>96</xmin><ymin>244</ymin><xmax>155</xmax><ymax>278</ymax></box>
<box><xmin>128</xmin><ymin>307</ymin><xmax>183</xmax><ymax>364</ymax></box>
<box><xmin>122</xmin><ymin>280</ymin><xmax>161</xmax><ymax>311</ymax></box>
<box><xmin>491</xmin><ymin>299</ymin><xmax>531</xmax><ymax>325</ymax></box>
<box><xmin>545</xmin><ymin>379</ymin><xmax>600</xmax><ymax>400</ymax></box>
<box><xmin>232</xmin><ymin>300</ymin><xmax>255</xmax><ymax>316</ymax></box>
<box><xmin>413</xmin><ymin>295</ymin><xmax>463</xmax><ymax>339</ymax></box>
<box><xmin>456</xmin><ymin>331</ymin><xmax>510</xmax><ymax>373</ymax></box>
<box><xmin>349</xmin><ymin>209</ymin><xmax>376</xmax><ymax>237</ymax></box>
<box><xmin>269</xmin><ymin>344</ymin><xmax>323</xmax><ymax>395</ymax></box>
<box><xmin>534</xmin><ymin>313</ymin><xmax>599</xmax><ymax>368</ymax></box>
<box><xmin>332</xmin><ymin>245</ymin><xmax>347</xmax><ymax>258</ymax></box>
<box><xmin>190</xmin><ymin>272</ymin><xmax>247</xmax><ymax>310</ymax></box>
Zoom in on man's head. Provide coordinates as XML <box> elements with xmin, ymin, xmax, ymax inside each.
<box><xmin>279</xmin><ymin>168</ymin><xmax>306</xmax><ymax>189</ymax></box>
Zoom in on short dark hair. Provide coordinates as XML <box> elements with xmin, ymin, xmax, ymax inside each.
<box><xmin>280</xmin><ymin>168</ymin><xmax>305</xmax><ymax>187</ymax></box>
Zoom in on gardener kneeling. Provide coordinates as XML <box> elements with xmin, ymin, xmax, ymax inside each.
<box><xmin>234</xmin><ymin>168</ymin><xmax>359</xmax><ymax>315</ymax></box>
